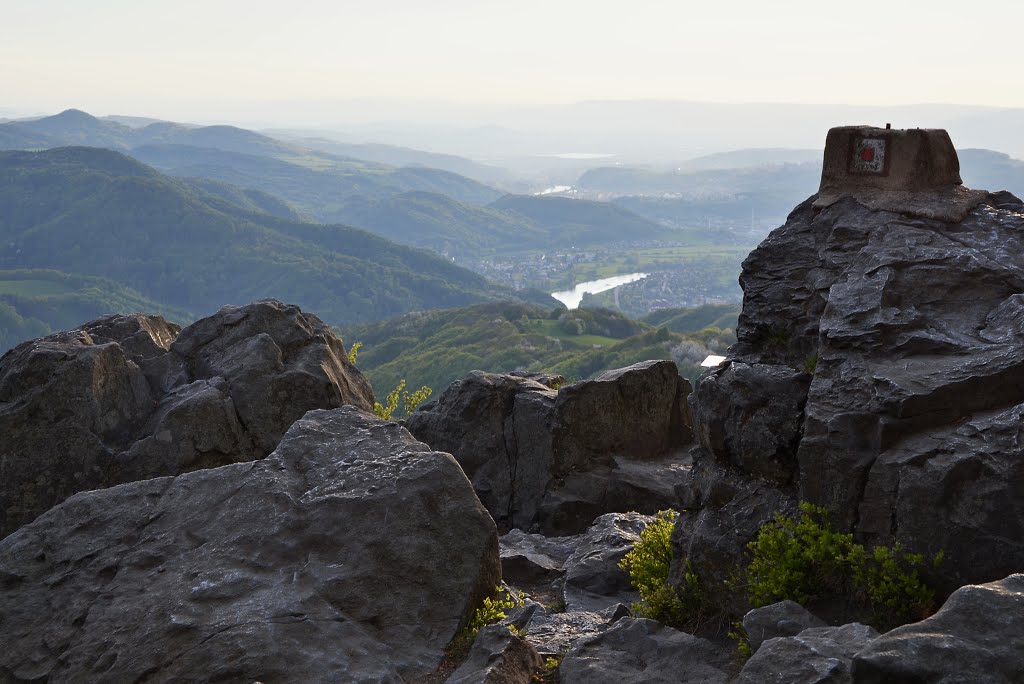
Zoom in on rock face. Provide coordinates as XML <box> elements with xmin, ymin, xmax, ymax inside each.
<box><xmin>852</xmin><ymin>573</ymin><xmax>1024</xmax><ymax>683</ymax></box>
<box><xmin>406</xmin><ymin>360</ymin><xmax>693</xmax><ymax>534</ymax></box>
<box><xmin>684</xmin><ymin>190</ymin><xmax>1024</xmax><ymax>589</ymax></box>
<box><xmin>0</xmin><ymin>407</ymin><xmax>500</xmax><ymax>682</ymax></box>
<box><xmin>0</xmin><ymin>300</ymin><xmax>374</xmax><ymax>538</ymax></box>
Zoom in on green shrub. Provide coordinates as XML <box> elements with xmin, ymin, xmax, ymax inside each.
<box><xmin>447</xmin><ymin>586</ymin><xmax>525</xmax><ymax>661</ymax></box>
<box><xmin>848</xmin><ymin>544</ymin><xmax>942</xmax><ymax>629</ymax></box>
<box><xmin>373</xmin><ymin>379</ymin><xmax>432</xmax><ymax>420</ymax></box>
<box><xmin>619</xmin><ymin>510</ymin><xmax>714</xmax><ymax>630</ymax></box>
<box><xmin>745</xmin><ymin>502</ymin><xmax>853</xmax><ymax>608</ymax></box>
<box><xmin>744</xmin><ymin>502</ymin><xmax>941</xmax><ymax>630</ymax></box>
<box><xmin>803</xmin><ymin>354</ymin><xmax>818</xmax><ymax>373</ymax></box>
<box><xmin>727</xmin><ymin>620</ymin><xmax>753</xmax><ymax>662</ymax></box>
<box><xmin>347</xmin><ymin>341</ymin><xmax>362</xmax><ymax>366</ymax></box>
<box><xmin>532</xmin><ymin>655</ymin><xmax>563</xmax><ymax>683</ymax></box>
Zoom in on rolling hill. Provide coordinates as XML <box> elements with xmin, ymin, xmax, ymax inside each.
<box><xmin>0</xmin><ymin>147</ymin><xmax>552</xmax><ymax>350</ymax></box>
<box><xmin>0</xmin><ymin>110</ymin><xmax>504</xmax><ymax>212</ymax></box>
<box><xmin>342</xmin><ymin>301</ymin><xmax>736</xmax><ymax>399</ymax></box>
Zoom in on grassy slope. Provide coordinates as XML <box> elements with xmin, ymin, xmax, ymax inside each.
<box><xmin>342</xmin><ymin>302</ymin><xmax>735</xmax><ymax>398</ymax></box>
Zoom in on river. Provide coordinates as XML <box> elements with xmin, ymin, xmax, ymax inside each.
<box><xmin>551</xmin><ymin>272</ymin><xmax>649</xmax><ymax>309</ymax></box>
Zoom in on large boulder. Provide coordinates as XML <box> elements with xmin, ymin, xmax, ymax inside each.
<box><xmin>743</xmin><ymin>600</ymin><xmax>828</xmax><ymax>653</ymax></box>
<box><xmin>852</xmin><ymin>574</ymin><xmax>1024</xmax><ymax>683</ymax></box>
<box><xmin>682</xmin><ymin>190</ymin><xmax>1024</xmax><ymax>589</ymax></box>
<box><xmin>0</xmin><ymin>407</ymin><xmax>500</xmax><ymax>681</ymax></box>
<box><xmin>737</xmin><ymin>623</ymin><xmax>879</xmax><ymax>684</ymax></box>
<box><xmin>406</xmin><ymin>360</ymin><xmax>693</xmax><ymax>534</ymax></box>
<box><xmin>0</xmin><ymin>300</ymin><xmax>374</xmax><ymax>538</ymax></box>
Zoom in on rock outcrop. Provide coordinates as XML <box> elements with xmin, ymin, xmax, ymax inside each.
<box><xmin>683</xmin><ymin>188</ymin><xmax>1024</xmax><ymax>590</ymax></box>
<box><xmin>406</xmin><ymin>360</ymin><xmax>693</xmax><ymax>534</ymax></box>
<box><xmin>0</xmin><ymin>300</ymin><xmax>374</xmax><ymax>538</ymax></box>
<box><xmin>852</xmin><ymin>573</ymin><xmax>1024</xmax><ymax>683</ymax></box>
<box><xmin>0</xmin><ymin>407</ymin><xmax>499</xmax><ymax>681</ymax></box>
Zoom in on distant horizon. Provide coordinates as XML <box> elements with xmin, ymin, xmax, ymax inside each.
<box><xmin>5</xmin><ymin>0</ymin><xmax>1024</xmax><ymax>119</ymax></box>
<box><xmin>2</xmin><ymin>98</ymin><xmax>1019</xmax><ymax>132</ymax></box>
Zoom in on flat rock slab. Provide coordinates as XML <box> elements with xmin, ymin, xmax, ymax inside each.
<box><xmin>559</xmin><ymin>617</ymin><xmax>733</xmax><ymax>684</ymax></box>
<box><xmin>0</xmin><ymin>407</ymin><xmax>499</xmax><ymax>682</ymax></box>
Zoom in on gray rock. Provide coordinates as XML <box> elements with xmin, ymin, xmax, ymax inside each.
<box><xmin>691</xmin><ymin>360</ymin><xmax>811</xmax><ymax>484</ymax></box>
<box><xmin>521</xmin><ymin>608</ymin><xmax>613</xmax><ymax>657</ymax></box>
<box><xmin>738</xmin><ymin>623</ymin><xmax>879</xmax><ymax>684</ymax></box>
<box><xmin>559</xmin><ymin>617</ymin><xmax>733</xmax><ymax>684</ymax></box>
<box><xmin>0</xmin><ymin>407</ymin><xmax>500</xmax><ymax>682</ymax></box>
<box><xmin>743</xmin><ymin>600</ymin><xmax>828</xmax><ymax>653</ymax></box>
<box><xmin>562</xmin><ymin>512</ymin><xmax>652</xmax><ymax>613</ymax></box>
<box><xmin>688</xmin><ymin>192</ymin><xmax>1024</xmax><ymax>588</ymax></box>
<box><xmin>852</xmin><ymin>574</ymin><xmax>1024</xmax><ymax>683</ymax></box>
<box><xmin>448</xmin><ymin>625</ymin><xmax>543</xmax><ymax>684</ymax></box>
<box><xmin>500</xmin><ymin>529</ymin><xmax>581</xmax><ymax>585</ymax></box>
<box><xmin>407</xmin><ymin>360</ymin><xmax>693</xmax><ymax>534</ymax></box>
<box><xmin>670</xmin><ymin>458</ymin><xmax>796</xmax><ymax>613</ymax></box>
<box><xmin>0</xmin><ymin>300</ymin><xmax>374</xmax><ymax>538</ymax></box>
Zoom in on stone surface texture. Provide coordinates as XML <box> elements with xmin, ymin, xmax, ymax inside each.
<box><xmin>406</xmin><ymin>360</ymin><xmax>693</xmax><ymax>534</ymax></box>
<box><xmin>682</xmin><ymin>191</ymin><xmax>1024</xmax><ymax>590</ymax></box>
<box><xmin>0</xmin><ymin>407</ymin><xmax>499</xmax><ymax>682</ymax></box>
<box><xmin>743</xmin><ymin>599</ymin><xmax>828</xmax><ymax>653</ymax></box>
<box><xmin>448</xmin><ymin>625</ymin><xmax>543</xmax><ymax>684</ymax></box>
<box><xmin>559</xmin><ymin>618</ymin><xmax>733</xmax><ymax>684</ymax></box>
<box><xmin>851</xmin><ymin>574</ymin><xmax>1024</xmax><ymax>683</ymax></box>
<box><xmin>0</xmin><ymin>300</ymin><xmax>374</xmax><ymax>538</ymax></box>
<box><xmin>737</xmin><ymin>623</ymin><xmax>879</xmax><ymax>684</ymax></box>
<box><xmin>561</xmin><ymin>512</ymin><xmax>651</xmax><ymax>612</ymax></box>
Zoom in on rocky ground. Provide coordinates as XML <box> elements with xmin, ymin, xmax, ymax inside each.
<box><xmin>2</xmin><ymin>184</ymin><xmax>1024</xmax><ymax>682</ymax></box>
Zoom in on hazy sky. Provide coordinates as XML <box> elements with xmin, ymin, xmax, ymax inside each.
<box><xmin>4</xmin><ymin>0</ymin><xmax>1023</xmax><ymax>121</ymax></box>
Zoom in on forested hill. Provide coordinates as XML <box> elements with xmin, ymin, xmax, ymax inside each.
<box><xmin>342</xmin><ymin>301</ymin><xmax>735</xmax><ymax>401</ymax></box>
<box><xmin>0</xmin><ymin>147</ymin><xmax>551</xmax><ymax>350</ymax></box>
<box><xmin>0</xmin><ymin>109</ymin><xmax>503</xmax><ymax>210</ymax></box>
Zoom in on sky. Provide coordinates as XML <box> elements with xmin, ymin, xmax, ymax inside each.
<box><xmin>3</xmin><ymin>0</ymin><xmax>1024</xmax><ymax>122</ymax></box>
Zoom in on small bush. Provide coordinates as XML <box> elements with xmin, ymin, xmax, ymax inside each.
<box><xmin>745</xmin><ymin>502</ymin><xmax>853</xmax><ymax>608</ymax></box>
<box><xmin>347</xmin><ymin>341</ymin><xmax>362</xmax><ymax>366</ymax></box>
<box><xmin>803</xmin><ymin>354</ymin><xmax>818</xmax><ymax>373</ymax></box>
<box><xmin>619</xmin><ymin>510</ymin><xmax>715</xmax><ymax>630</ymax></box>
<box><xmin>532</xmin><ymin>655</ymin><xmax>563</xmax><ymax>683</ymax></box>
<box><xmin>848</xmin><ymin>544</ymin><xmax>942</xmax><ymax>629</ymax></box>
<box><xmin>745</xmin><ymin>502</ymin><xmax>941</xmax><ymax>630</ymax></box>
<box><xmin>447</xmin><ymin>585</ymin><xmax>525</xmax><ymax>661</ymax></box>
<box><xmin>373</xmin><ymin>379</ymin><xmax>432</xmax><ymax>420</ymax></box>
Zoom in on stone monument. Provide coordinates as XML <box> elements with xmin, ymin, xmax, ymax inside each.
<box><xmin>814</xmin><ymin>125</ymin><xmax>987</xmax><ymax>221</ymax></box>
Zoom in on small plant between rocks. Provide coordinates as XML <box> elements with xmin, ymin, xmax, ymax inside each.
<box><xmin>619</xmin><ymin>503</ymin><xmax>944</xmax><ymax>640</ymax></box>
<box><xmin>531</xmin><ymin>654</ymin><xmax>563</xmax><ymax>683</ymax></box>
<box><xmin>744</xmin><ymin>502</ymin><xmax>943</xmax><ymax>631</ymax></box>
<box><xmin>373</xmin><ymin>379</ymin><xmax>432</xmax><ymax>420</ymax></box>
<box><xmin>446</xmin><ymin>585</ymin><xmax>525</xmax><ymax>662</ymax></box>
<box><xmin>618</xmin><ymin>510</ymin><xmax>717</xmax><ymax>632</ymax></box>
